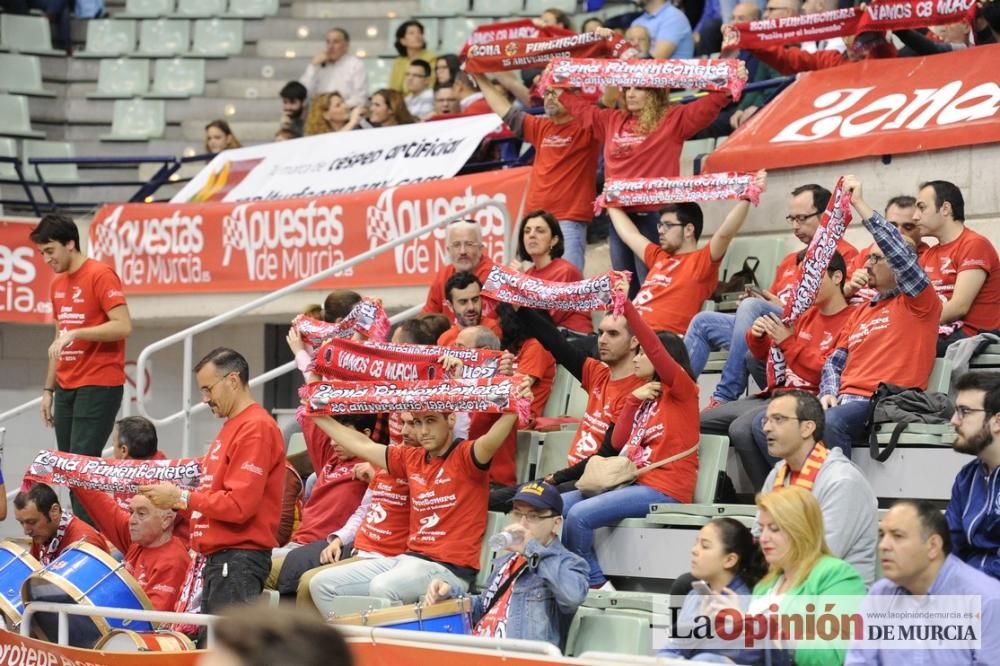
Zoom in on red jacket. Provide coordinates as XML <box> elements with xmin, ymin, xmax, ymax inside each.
<box><xmin>752</xmin><ymin>43</ymin><xmax>896</xmax><ymax>75</ymax></box>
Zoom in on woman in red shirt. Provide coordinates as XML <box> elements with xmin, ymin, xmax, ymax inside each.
<box><xmin>560</xmin><ymin>290</ymin><xmax>701</xmax><ymax>587</ymax></box>
<box><xmin>514</xmin><ymin>210</ymin><xmax>594</xmax><ymax>335</ymax></box>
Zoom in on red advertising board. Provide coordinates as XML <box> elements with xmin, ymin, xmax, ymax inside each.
<box><xmin>87</xmin><ymin>168</ymin><xmax>532</xmax><ymax>296</ymax></box>
<box><xmin>703</xmin><ymin>45</ymin><xmax>1000</xmax><ymax>173</ymax></box>
<box><xmin>0</xmin><ymin>218</ymin><xmax>53</xmax><ymax>324</ymax></box>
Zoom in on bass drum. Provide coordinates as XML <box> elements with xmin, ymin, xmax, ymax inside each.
<box><xmin>95</xmin><ymin>629</ymin><xmax>196</xmax><ymax>652</ymax></box>
<box><xmin>0</xmin><ymin>540</ymin><xmax>41</xmax><ymax>631</ymax></box>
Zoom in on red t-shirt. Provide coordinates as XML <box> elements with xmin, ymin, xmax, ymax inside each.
<box><xmin>769</xmin><ymin>239</ymin><xmax>859</xmax><ymax>304</ymax></box>
<box><xmin>187</xmin><ymin>403</ymin><xmax>285</xmax><ymax>555</ymax></box>
<box><xmin>559</xmin><ymin>92</ymin><xmax>729</xmax><ymax>212</ymax></box>
<box><xmin>746</xmin><ymin>305</ymin><xmax>857</xmax><ymax>394</ymax></box>
<box><xmin>567</xmin><ymin>359</ymin><xmax>645</xmax><ymax>466</ymax></box>
<box><xmin>31</xmin><ymin>515</ymin><xmax>109</xmax><ymax>563</ymax></box>
<box><xmin>525</xmin><ymin>259</ymin><xmax>593</xmax><ymax>334</ymax></box>
<box><xmin>422</xmin><ymin>256</ymin><xmax>496</xmax><ymax>320</ymax></box>
<box><xmin>75</xmin><ymin>487</ymin><xmax>190</xmax><ymax>611</ymax></box>
<box><xmin>920</xmin><ymin>227</ymin><xmax>1000</xmax><ymax>336</ymax></box>
<box><xmin>352</xmin><ymin>466</ymin><xmax>411</xmax><ymax>557</ymax></box>
<box><xmin>386</xmin><ymin>439</ymin><xmax>489</xmax><ymax>571</ymax></box>
<box><xmin>836</xmin><ymin>285</ymin><xmax>942</xmax><ymax>397</ymax></box>
<box><xmin>436</xmin><ymin>317</ymin><xmax>502</xmax><ymax>347</ymax></box>
<box><xmin>50</xmin><ymin>259</ymin><xmax>128</xmax><ymax>389</ymax></box>
<box><xmin>634</xmin><ymin>244</ymin><xmax>721</xmax><ymax>334</ymax></box>
<box><xmin>517</xmin><ymin>338</ymin><xmax>555</xmax><ymax>419</ymax></box>
<box><xmin>521</xmin><ymin>113</ymin><xmax>600</xmax><ymax>222</ymax></box>
<box><xmin>474</xmin><ymin>554</ymin><xmax>526</xmax><ymax>639</ymax></box>
<box><xmin>293</xmin><ymin>417</ymin><xmax>367</xmax><ymax>545</ymax></box>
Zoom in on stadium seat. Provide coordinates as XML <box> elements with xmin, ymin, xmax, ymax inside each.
<box><xmin>0</xmin><ymin>14</ymin><xmax>62</xmax><ymax>56</ymax></box>
<box><xmin>418</xmin><ymin>0</ymin><xmax>470</xmax><ymax>16</ymax></box>
<box><xmin>0</xmin><ymin>54</ymin><xmax>55</xmax><ymax>97</ymax></box>
<box><xmin>101</xmin><ymin>99</ymin><xmax>166</xmax><ymax>141</ymax></box>
<box><xmin>189</xmin><ymin>19</ymin><xmax>243</xmax><ymax>57</ymax></box>
<box><xmin>515</xmin><ymin>430</ymin><xmax>538</xmax><ymax>483</ymax></box>
<box><xmin>0</xmin><ymin>94</ymin><xmax>44</xmax><ymax>139</ymax></box>
<box><xmin>524</xmin><ymin>0</ymin><xmax>577</xmax><ymax>13</ymax></box>
<box><xmin>0</xmin><ymin>137</ymin><xmax>18</xmax><ymax>180</ymax></box>
<box><xmin>714</xmin><ymin>236</ymin><xmax>787</xmax><ymax>313</ymax></box>
<box><xmin>23</xmin><ymin>140</ymin><xmax>79</xmax><ymax>183</ymax></box>
<box><xmin>565</xmin><ymin>378</ymin><xmax>588</xmax><ymax>418</ymax></box>
<box><xmin>363</xmin><ymin>58</ymin><xmax>392</xmax><ymax>92</ymax></box>
<box><xmin>681</xmin><ymin>138</ymin><xmax>716</xmax><ymax>159</ymax></box>
<box><xmin>470</xmin><ymin>0</ymin><xmax>525</xmax><ymax>16</ymax></box>
<box><xmin>970</xmin><ymin>343</ymin><xmax>1000</xmax><ymax>369</ymax></box>
<box><xmin>534</xmin><ymin>429</ymin><xmax>575</xmax><ymax>479</ymax></box>
<box><xmin>324</xmin><ymin>595</ymin><xmax>396</xmax><ymax>618</ymax></box>
<box><xmin>149</xmin><ymin>58</ymin><xmax>205</xmax><ymax>97</ymax></box>
<box><xmin>475</xmin><ymin>511</ymin><xmax>507</xmax><ymax>591</ymax></box>
<box><xmin>136</xmin><ymin>19</ymin><xmax>191</xmax><ymax>56</ymax></box>
<box><xmin>286</xmin><ymin>432</ymin><xmax>306</xmax><ymax>457</ymax></box>
<box><xmin>565</xmin><ymin>610</ymin><xmax>652</xmax><ymax>657</ymax></box>
<box><xmin>87</xmin><ymin>58</ymin><xmax>150</xmax><ymax>99</ymax></box>
<box><xmin>79</xmin><ymin>20</ymin><xmax>137</xmax><ymax>58</ymax></box>
<box><xmin>173</xmin><ymin>0</ymin><xmax>226</xmax><ymax>17</ymax></box>
<box><xmin>225</xmin><ymin>0</ymin><xmax>279</xmax><ymax>18</ymax></box>
<box><xmin>542</xmin><ymin>365</ymin><xmax>574</xmax><ymax>418</ymax></box>
<box><xmin>439</xmin><ymin>18</ymin><xmax>488</xmax><ymax>53</ymax></box>
<box><xmin>121</xmin><ymin>0</ymin><xmax>175</xmax><ymax>18</ymax></box>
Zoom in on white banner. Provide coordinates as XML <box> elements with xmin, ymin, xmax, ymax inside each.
<box><xmin>171</xmin><ymin>114</ymin><xmax>503</xmax><ymax>204</ymax></box>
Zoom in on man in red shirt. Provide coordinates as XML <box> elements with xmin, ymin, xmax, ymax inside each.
<box><xmin>31</xmin><ymin>213</ymin><xmax>133</xmax><ymax>523</ymax></box>
<box><xmin>684</xmin><ymin>183</ymin><xmax>859</xmax><ymax>408</ymax></box>
<box><xmin>817</xmin><ymin>176</ymin><xmax>943</xmax><ymax>457</ymax></box>
<box><xmin>422</xmin><ymin>220</ymin><xmax>495</xmax><ymax>319</ymax></box>
<box><xmin>74</xmin><ymin>487</ymin><xmax>190</xmax><ymax>611</ymax></box>
<box><xmin>14</xmin><ymin>483</ymin><xmax>108</xmax><ymax>565</ymax></box>
<box><xmin>843</xmin><ymin>196</ymin><xmax>923</xmax><ymax>303</ymax></box>
<box><xmin>436</xmin><ymin>273</ymin><xmax>501</xmax><ymax>346</ymax></box>
<box><xmin>472</xmin><ymin>73</ymin><xmax>599</xmax><ymax>272</ymax></box>
<box><xmin>141</xmin><ymin>347</ymin><xmax>285</xmax><ymax>615</ymax></box>
<box><xmin>305</xmin><ymin>407</ymin><xmax>519</xmax><ymax>609</ymax></box>
<box><xmin>912</xmin><ymin>180</ymin><xmax>1000</xmax><ymax>355</ymax></box>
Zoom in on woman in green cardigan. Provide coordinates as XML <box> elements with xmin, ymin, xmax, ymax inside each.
<box><xmin>747</xmin><ymin>486</ymin><xmax>867</xmax><ymax>666</ymax></box>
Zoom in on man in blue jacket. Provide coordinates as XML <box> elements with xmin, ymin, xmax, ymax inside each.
<box><xmin>425</xmin><ymin>481</ymin><xmax>589</xmax><ymax>648</ymax></box>
<box><xmin>946</xmin><ymin>371</ymin><xmax>1000</xmax><ymax>580</ymax></box>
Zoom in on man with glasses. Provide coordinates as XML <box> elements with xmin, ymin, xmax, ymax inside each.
<box><xmin>844</xmin><ymin>196</ymin><xmax>924</xmax><ymax>304</ymax></box>
<box><xmin>607</xmin><ymin>169</ymin><xmax>767</xmax><ymax>335</ymax></box>
<box><xmin>422</xmin><ymin>219</ymin><xmax>496</xmax><ymax>322</ymax></box>
<box><xmin>425</xmin><ymin>481</ymin><xmax>588</xmax><ymax>648</ymax></box>
<box><xmin>141</xmin><ymin>347</ymin><xmax>286</xmax><ymax>615</ymax></box>
<box><xmin>684</xmin><ymin>184</ymin><xmax>859</xmax><ymax>409</ymax></box>
<box><xmin>816</xmin><ymin>175</ymin><xmax>942</xmax><ymax>458</ymax></box>
<box><xmin>945</xmin><ymin>371</ymin><xmax>1000</xmax><ymax>580</ymax></box>
<box><xmin>403</xmin><ymin>59</ymin><xmax>434</xmax><ymax>119</ymax></box>
<box><xmin>758</xmin><ymin>390</ymin><xmax>878</xmax><ymax>584</ymax></box>
<box><xmin>431</xmin><ymin>83</ymin><xmax>459</xmax><ymax>117</ymax></box>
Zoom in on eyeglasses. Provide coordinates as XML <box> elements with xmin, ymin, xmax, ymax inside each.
<box><xmin>954</xmin><ymin>406</ymin><xmax>986</xmax><ymax>420</ymax></box>
<box><xmin>762</xmin><ymin>414</ymin><xmax>799</xmax><ymax>426</ymax></box>
<box><xmin>892</xmin><ymin>222</ymin><xmax>918</xmax><ymax>233</ymax></box>
<box><xmin>511</xmin><ymin>510</ymin><xmax>559</xmax><ymax>524</ymax></box>
<box><xmin>784</xmin><ymin>212</ymin><xmax>820</xmax><ymax>225</ymax></box>
<box><xmin>657</xmin><ymin>221</ymin><xmax>685</xmax><ymax>231</ymax></box>
<box><xmin>865</xmin><ymin>254</ymin><xmax>886</xmax><ymax>266</ymax></box>
<box><xmin>200</xmin><ymin>372</ymin><xmax>235</xmax><ymax>397</ymax></box>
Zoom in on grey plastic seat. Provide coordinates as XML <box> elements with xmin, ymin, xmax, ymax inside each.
<box><xmin>0</xmin><ymin>138</ymin><xmax>19</xmax><ymax>180</ymax></box>
<box><xmin>0</xmin><ymin>54</ymin><xmax>55</xmax><ymax>97</ymax></box>
<box><xmin>224</xmin><ymin>0</ymin><xmax>279</xmax><ymax>17</ymax></box>
<box><xmin>101</xmin><ymin>99</ymin><xmax>166</xmax><ymax>141</ymax></box>
<box><xmin>79</xmin><ymin>20</ymin><xmax>137</xmax><ymax>58</ymax></box>
<box><xmin>418</xmin><ymin>0</ymin><xmax>469</xmax><ymax>15</ymax></box>
<box><xmin>189</xmin><ymin>18</ymin><xmax>243</xmax><ymax>56</ymax></box>
<box><xmin>363</xmin><ymin>58</ymin><xmax>391</xmax><ymax>91</ymax></box>
<box><xmin>0</xmin><ymin>14</ymin><xmax>62</xmax><ymax>55</ymax></box>
<box><xmin>87</xmin><ymin>58</ymin><xmax>150</xmax><ymax>99</ymax></box>
<box><xmin>439</xmin><ymin>18</ymin><xmax>487</xmax><ymax>53</ymax></box>
<box><xmin>524</xmin><ymin>0</ymin><xmax>575</xmax><ymax>12</ymax></box>
<box><xmin>121</xmin><ymin>0</ymin><xmax>175</xmax><ymax>18</ymax></box>
<box><xmin>148</xmin><ymin>58</ymin><xmax>205</xmax><ymax>97</ymax></box>
<box><xmin>136</xmin><ymin>19</ymin><xmax>190</xmax><ymax>56</ymax></box>
<box><xmin>0</xmin><ymin>94</ymin><xmax>44</xmax><ymax>138</ymax></box>
<box><xmin>23</xmin><ymin>140</ymin><xmax>79</xmax><ymax>183</ymax></box>
<box><xmin>173</xmin><ymin>0</ymin><xmax>225</xmax><ymax>17</ymax></box>
<box><xmin>470</xmin><ymin>0</ymin><xmax>524</xmax><ymax>16</ymax></box>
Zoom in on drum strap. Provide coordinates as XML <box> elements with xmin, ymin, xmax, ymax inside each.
<box><xmin>478</xmin><ymin>559</ymin><xmax>529</xmax><ymax>619</ymax></box>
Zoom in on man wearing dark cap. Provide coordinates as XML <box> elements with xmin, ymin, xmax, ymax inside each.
<box><xmin>424</xmin><ymin>482</ymin><xmax>589</xmax><ymax>648</ymax></box>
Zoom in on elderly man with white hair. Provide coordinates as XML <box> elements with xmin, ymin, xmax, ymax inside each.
<box><xmin>422</xmin><ymin>219</ymin><xmax>496</xmax><ymax>320</ymax></box>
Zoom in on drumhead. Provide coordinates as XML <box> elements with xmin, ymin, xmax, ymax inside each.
<box><xmin>96</xmin><ymin>630</ymin><xmax>196</xmax><ymax>652</ymax></box>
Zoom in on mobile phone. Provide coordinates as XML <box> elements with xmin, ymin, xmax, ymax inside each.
<box><xmin>745</xmin><ymin>284</ymin><xmax>766</xmax><ymax>298</ymax></box>
<box><xmin>691</xmin><ymin>580</ymin><xmax>713</xmax><ymax>596</ymax></box>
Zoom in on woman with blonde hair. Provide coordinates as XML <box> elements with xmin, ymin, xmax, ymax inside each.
<box><xmin>303</xmin><ymin>92</ymin><xmax>365</xmax><ymax>135</ymax></box>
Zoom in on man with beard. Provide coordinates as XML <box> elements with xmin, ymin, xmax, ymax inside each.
<box><xmin>435</xmin><ymin>273</ymin><xmax>501</xmax><ymax>347</ymax></box>
<box><xmin>945</xmin><ymin>371</ymin><xmax>1000</xmax><ymax>580</ymax></box>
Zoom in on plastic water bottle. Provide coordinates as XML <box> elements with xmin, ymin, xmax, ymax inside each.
<box><xmin>488</xmin><ymin>530</ymin><xmax>523</xmax><ymax>551</ymax></box>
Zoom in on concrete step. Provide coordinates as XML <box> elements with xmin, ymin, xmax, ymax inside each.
<box><xmin>255</xmin><ymin>38</ymin><xmax>384</xmax><ymax>59</ymax></box>
<box><xmin>217</xmin><ymin>78</ymin><xmax>286</xmax><ymax>98</ymax></box>
<box><xmin>242</xmin><ymin>17</ymin><xmax>393</xmax><ymax>43</ymax></box>
<box><xmin>51</xmin><ymin>54</ymin><xmax>313</xmax><ymax>84</ymax></box>
<box><xmin>30</xmin><ymin>96</ymin><xmax>278</xmax><ymax>125</ymax></box>
<box><xmin>290</xmin><ymin>1</ymin><xmax>419</xmax><ymax>19</ymax></box>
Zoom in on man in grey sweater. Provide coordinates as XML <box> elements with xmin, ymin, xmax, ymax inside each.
<box><xmin>757</xmin><ymin>390</ymin><xmax>879</xmax><ymax>585</ymax></box>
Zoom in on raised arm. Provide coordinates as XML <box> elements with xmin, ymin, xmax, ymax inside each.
<box><xmin>471</xmin><ymin>72</ymin><xmax>513</xmax><ymax>118</ymax></box>
<box><xmin>709</xmin><ymin>170</ymin><xmax>766</xmax><ymax>262</ymax></box>
<box><xmin>622</xmin><ymin>299</ymin><xmax>682</xmax><ymax>389</ymax></box>
<box><xmin>472</xmin><ymin>413</ymin><xmax>519</xmax><ymax>465</ymax></box>
<box><xmin>516</xmin><ymin>308</ymin><xmax>587</xmax><ymax>381</ymax></box>
<box><xmin>308</xmin><ymin>416</ymin><xmax>388</xmax><ymax>470</ymax></box>
<box><xmin>607</xmin><ymin>207</ymin><xmax>657</xmax><ymax>261</ymax></box>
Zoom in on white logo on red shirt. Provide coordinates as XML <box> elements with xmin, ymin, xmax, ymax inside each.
<box><xmin>240</xmin><ymin>461</ymin><xmax>264</xmax><ymax>476</ymax></box>
<box><xmin>418</xmin><ymin>513</ymin><xmax>441</xmax><ymax>533</ymax></box>
<box><xmin>71</xmin><ymin>286</ymin><xmax>83</xmax><ymax>302</ymax></box>
<box><xmin>366</xmin><ymin>502</ymin><xmax>387</xmax><ymax>524</ymax></box>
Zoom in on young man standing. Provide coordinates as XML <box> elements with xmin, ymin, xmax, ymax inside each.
<box><xmin>31</xmin><ymin>213</ymin><xmax>132</xmax><ymax>523</ymax></box>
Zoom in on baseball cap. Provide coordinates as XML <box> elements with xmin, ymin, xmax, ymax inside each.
<box><xmin>511</xmin><ymin>481</ymin><xmax>563</xmax><ymax>515</ymax></box>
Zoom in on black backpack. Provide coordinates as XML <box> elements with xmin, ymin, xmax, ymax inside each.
<box><xmin>712</xmin><ymin>256</ymin><xmax>760</xmax><ymax>302</ymax></box>
<box><xmin>864</xmin><ymin>382</ymin><xmax>954</xmax><ymax>462</ymax></box>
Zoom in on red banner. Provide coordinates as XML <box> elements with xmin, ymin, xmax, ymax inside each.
<box><xmin>703</xmin><ymin>46</ymin><xmax>1000</xmax><ymax>173</ymax></box>
<box><xmin>86</xmin><ymin>168</ymin><xmax>531</xmax><ymax>295</ymax></box>
<box><xmin>460</xmin><ymin>19</ymin><xmax>568</xmax><ymax>55</ymax></box>
<box><xmin>464</xmin><ymin>30</ymin><xmax>637</xmax><ymax>73</ymax></box>
<box><xmin>0</xmin><ymin>218</ymin><xmax>53</xmax><ymax>324</ymax></box>
<box><xmin>0</xmin><ymin>630</ymin><xmax>201</xmax><ymax>665</ymax></box>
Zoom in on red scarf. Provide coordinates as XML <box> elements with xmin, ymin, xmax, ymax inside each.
<box><xmin>596</xmin><ymin>173</ymin><xmax>762</xmax><ymax>212</ymax></box>
<box><xmin>293</xmin><ymin>298</ymin><xmax>391</xmax><ymax>348</ymax></box>
<box><xmin>481</xmin><ymin>264</ymin><xmax>630</xmax><ymax>317</ymax></box>
<box><xmin>313</xmin><ymin>338</ymin><xmax>505</xmax><ymax>382</ymax></box>
<box><xmin>774</xmin><ymin>442</ymin><xmax>829</xmax><ymax>490</ymax></box>
<box><xmin>40</xmin><ymin>510</ymin><xmax>74</xmax><ymax>566</ymax></box>
<box><xmin>300</xmin><ymin>375</ymin><xmax>531</xmax><ymax>425</ymax></box>
<box><xmin>465</xmin><ymin>30</ymin><xmax>637</xmax><ymax>74</ymax></box>
<box><xmin>165</xmin><ymin>554</ymin><xmax>205</xmax><ymax>636</ymax></box>
<box><xmin>460</xmin><ymin>19</ymin><xmax>569</xmax><ymax>56</ymax></box>
<box><xmin>539</xmin><ymin>57</ymin><xmax>746</xmax><ymax>101</ymax></box>
<box><xmin>25</xmin><ymin>449</ymin><xmax>202</xmax><ymax>495</ymax></box>
<box><xmin>730</xmin><ymin>0</ymin><xmax>975</xmax><ymax>50</ymax></box>
<box><xmin>768</xmin><ymin>178</ymin><xmax>851</xmax><ymax>387</ymax></box>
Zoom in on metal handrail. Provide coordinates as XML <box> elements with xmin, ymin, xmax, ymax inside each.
<box><xmin>136</xmin><ymin>197</ymin><xmax>514</xmax><ymax>457</ymax></box>
<box><xmin>336</xmin><ymin>624</ymin><xmax>563</xmax><ymax>657</ymax></box>
<box><xmin>20</xmin><ymin>601</ymin><xmax>216</xmax><ymax>647</ymax></box>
